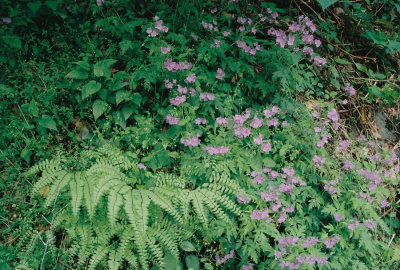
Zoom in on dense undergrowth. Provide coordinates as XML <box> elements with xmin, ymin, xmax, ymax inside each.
<box><xmin>0</xmin><ymin>0</ymin><xmax>399</xmax><ymax>269</ymax></box>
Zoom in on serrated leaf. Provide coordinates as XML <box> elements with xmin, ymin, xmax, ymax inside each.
<box><xmin>92</xmin><ymin>99</ymin><xmax>108</xmax><ymax>120</ymax></box>
<box><xmin>37</xmin><ymin>115</ymin><xmax>57</xmax><ymax>131</ymax></box>
<box><xmin>94</xmin><ymin>59</ymin><xmax>117</xmax><ymax>78</ymax></box>
<box><xmin>82</xmin><ymin>80</ymin><xmax>102</xmax><ymax>100</ymax></box>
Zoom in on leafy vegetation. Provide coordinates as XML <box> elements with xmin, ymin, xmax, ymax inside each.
<box><xmin>1</xmin><ymin>0</ymin><xmax>399</xmax><ymax>269</ymax></box>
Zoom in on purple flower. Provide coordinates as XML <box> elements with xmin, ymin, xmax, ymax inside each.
<box><xmin>271</xmin><ymin>201</ymin><xmax>282</xmax><ymax>211</ymax></box>
<box><xmin>267</xmin><ymin>118</ymin><xmax>279</xmax><ymax>127</ymax></box>
<box><xmin>348</xmin><ymin>220</ymin><xmax>360</xmax><ymax>231</ymax></box>
<box><xmin>170</xmin><ymin>95</ymin><xmax>186</xmax><ymax>106</ymax></box>
<box><xmin>195</xmin><ymin>118</ymin><xmax>207</xmax><ymax>125</ymax></box>
<box><xmin>234</xmin><ymin>127</ymin><xmax>251</xmax><ymax>138</ymax></box>
<box><xmin>160</xmin><ymin>46</ymin><xmax>171</xmax><ymax>54</ymax></box>
<box><xmin>380</xmin><ymin>200</ymin><xmax>390</xmax><ymax>208</ymax></box>
<box><xmin>199</xmin><ymin>93</ymin><xmax>215</xmax><ymax>101</ymax></box>
<box><xmin>279</xmin><ymin>182</ymin><xmax>294</xmax><ymax>194</ymax></box>
<box><xmin>313</xmin><ymin>56</ymin><xmax>327</xmax><ymax>66</ymax></box>
<box><xmin>216</xmin><ymin>68</ymin><xmax>225</xmax><ymax>80</ymax></box>
<box><xmin>96</xmin><ymin>0</ymin><xmax>105</xmax><ymax>6</ymax></box>
<box><xmin>163</xmin><ymin>58</ymin><xmax>192</xmax><ymax>72</ymax></box>
<box><xmin>2</xmin><ymin>17</ymin><xmax>12</xmax><ymax>24</ymax></box>
<box><xmin>180</xmin><ymin>133</ymin><xmax>201</xmax><ymax>147</ymax></box>
<box><xmin>138</xmin><ymin>163</ymin><xmax>147</xmax><ymax>170</ymax></box>
<box><xmin>242</xmin><ymin>263</ymin><xmax>254</xmax><ymax>270</ymax></box>
<box><xmin>184</xmin><ymin>73</ymin><xmax>197</xmax><ymax>83</ymax></box>
<box><xmin>250</xmin><ymin>117</ymin><xmax>263</xmax><ymax>128</ymax></box>
<box><xmin>261</xmin><ymin>191</ymin><xmax>278</xmax><ymax>202</ymax></box>
<box><xmin>204</xmin><ymin>146</ymin><xmax>229</xmax><ymax>155</ymax></box>
<box><xmin>344</xmin><ymin>83</ymin><xmax>356</xmax><ymax>96</ymax></box>
<box><xmin>301</xmin><ymin>237</ymin><xmax>319</xmax><ymax>247</ymax></box>
<box><xmin>253</xmin><ymin>134</ymin><xmax>263</xmax><ymax>145</ymax></box>
<box><xmin>313</xmin><ymin>155</ymin><xmax>326</xmax><ymax>168</ymax></box>
<box><xmin>177</xmin><ymin>85</ymin><xmax>188</xmax><ymax>94</ymax></box>
<box><xmin>216</xmin><ymin>117</ymin><xmax>228</xmax><ymax>126</ymax></box>
<box><xmin>283</xmin><ymin>167</ymin><xmax>295</xmax><ymax>177</ymax></box>
<box><xmin>250</xmin><ymin>209</ymin><xmax>269</xmax><ymax>220</ymax></box>
<box><xmin>164</xmin><ymin>80</ymin><xmax>174</xmax><ymax>89</ymax></box>
<box><xmin>166</xmin><ymin>114</ymin><xmax>180</xmax><ymax>125</ymax></box>
<box><xmin>327</xmin><ymin>109</ymin><xmax>339</xmax><ymax>122</ymax></box>
<box><xmin>222</xmin><ymin>31</ymin><xmax>231</xmax><ymax>36</ymax></box>
<box><xmin>190</xmin><ymin>32</ymin><xmax>198</xmax><ymax>41</ymax></box>
<box><xmin>333</xmin><ymin>213</ymin><xmax>344</xmax><ymax>222</ymax></box>
<box><xmin>216</xmin><ymin>250</ymin><xmax>235</xmax><ymax>264</ymax></box>
<box><xmin>237</xmin><ymin>195</ymin><xmax>251</xmax><ymax>204</ymax></box>
<box><xmin>261</xmin><ymin>142</ymin><xmax>272</xmax><ymax>153</ymax></box>
<box><xmin>363</xmin><ymin>219</ymin><xmax>377</xmax><ymax>230</ymax></box>
<box><xmin>324</xmin><ymin>235</ymin><xmax>340</xmax><ymax>248</ymax></box>
<box><xmin>343</xmin><ymin>160</ymin><xmax>355</xmax><ymax>171</ymax></box>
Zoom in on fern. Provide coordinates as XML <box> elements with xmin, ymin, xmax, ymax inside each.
<box><xmin>28</xmin><ymin>144</ymin><xmax>241</xmax><ymax>269</ymax></box>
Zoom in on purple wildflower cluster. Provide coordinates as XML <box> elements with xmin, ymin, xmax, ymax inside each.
<box><xmin>201</xmin><ymin>20</ymin><xmax>219</xmax><ymax>32</ymax></box>
<box><xmin>138</xmin><ymin>163</ymin><xmax>147</xmax><ymax>170</ymax></box>
<box><xmin>236</xmin><ymin>40</ymin><xmax>263</xmax><ymax>55</ymax></box>
<box><xmin>312</xmin><ymin>155</ymin><xmax>326</xmax><ymax>168</ymax></box>
<box><xmin>180</xmin><ymin>133</ymin><xmax>201</xmax><ymax>147</ymax></box>
<box><xmin>216</xmin><ymin>117</ymin><xmax>228</xmax><ymax>126</ymax></box>
<box><xmin>344</xmin><ymin>83</ymin><xmax>357</xmax><ymax>96</ymax></box>
<box><xmin>324</xmin><ymin>180</ymin><xmax>339</xmax><ymax>195</ymax></box>
<box><xmin>203</xmin><ymin>146</ymin><xmax>230</xmax><ymax>155</ymax></box>
<box><xmin>216</xmin><ymin>250</ymin><xmax>234</xmax><ymax>264</ymax></box>
<box><xmin>163</xmin><ymin>58</ymin><xmax>192</xmax><ymax>72</ymax></box>
<box><xmin>324</xmin><ymin>235</ymin><xmax>341</xmax><ymax>248</ymax></box>
<box><xmin>216</xmin><ymin>68</ymin><xmax>225</xmax><ymax>80</ymax></box>
<box><xmin>146</xmin><ymin>16</ymin><xmax>169</xmax><ymax>37</ymax></box>
<box><xmin>96</xmin><ymin>0</ymin><xmax>105</xmax><ymax>6</ymax></box>
<box><xmin>195</xmin><ymin>118</ymin><xmax>207</xmax><ymax>125</ymax></box>
<box><xmin>170</xmin><ymin>95</ymin><xmax>186</xmax><ymax>106</ymax></box>
<box><xmin>160</xmin><ymin>46</ymin><xmax>171</xmax><ymax>54</ymax></box>
<box><xmin>166</xmin><ymin>114</ymin><xmax>180</xmax><ymax>125</ymax></box>
<box><xmin>258</xmin><ymin>8</ymin><xmax>279</xmax><ymax>24</ymax></box>
<box><xmin>199</xmin><ymin>93</ymin><xmax>215</xmax><ymax>101</ymax></box>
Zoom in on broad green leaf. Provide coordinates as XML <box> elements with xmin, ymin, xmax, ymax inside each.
<box><xmin>185</xmin><ymin>255</ymin><xmax>199</xmax><ymax>270</ymax></box>
<box><xmin>20</xmin><ymin>148</ymin><xmax>32</xmax><ymax>163</ymax></box>
<box><xmin>65</xmin><ymin>70</ymin><xmax>88</xmax><ymax>80</ymax></box>
<box><xmin>180</xmin><ymin>241</ymin><xmax>196</xmax><ymax>252</ymax></box>
<box><xmin>165</xmin><ymin>252</ymin><xmax>182</xmax><ymax>270</ymax></box>
<box><xmin>82</xmin><ymin>80</ymin><xmax>102</xmax><ymax>100</ymax></box>
<box><xmin>27</xmin><ymin>1</ymin><xmax>42</xmax><ymax>13</ymax></box>
<box><xmin>94</xmin><ymin>59</ymin><xmax>117</xmax><ymax>77</ymax></box>
<box><xmin>37</xmin><ymin>115</ymin><xmax>57</xmax><ymax>131</ymax></box>
<box><xmin>1</xmin><ymin>36</ymin><xmax>22</xmax><ymax>49</ymax></box>
<box><xmin>116</xmin><ymin>90</ymin><xmax>131</xmax><ymax>105</ymax></box>
<box><xmin>316</xmin><ymin>0</ymin><xmax>338</xmax><ymax>10</ymax></box>
<box><xmin>75</xmin><ymin>61</ymin><xmax>90</xmax><ymax>71</ymax></box>
<box><xmin>335</xmin><ymin>58</ymin><xmax>351</xmax><ymax>65</ymax></box>
<box><xmin>122</xmin><ymin>103</ymin><xmax>135</xmax><ymax>120</ymax></box>
<box><xmin>92</xmin><ymin>99</ymin><xmax>108</xmax><ymax>120</ymax></box>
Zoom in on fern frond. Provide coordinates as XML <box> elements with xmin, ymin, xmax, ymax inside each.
<box><xmin>88</xmin><ymin>246</ymin><xmax>109</xmax><ymax>270</ymax></box>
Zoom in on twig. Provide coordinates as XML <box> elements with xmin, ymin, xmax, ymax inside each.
<box><xmin>388</xmin><ymin>234</ymin><xmax>395</xmax><ymax>247</ymax></box>
<box><xmin>348</xmin><ymin>76</ymin><xmax>397</xmax><ymax>82</ymax></box>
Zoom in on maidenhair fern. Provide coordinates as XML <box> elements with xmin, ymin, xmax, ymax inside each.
<box><xmin>27</xmin><ymin>144</ymin><xmax>241</xmax><ymax>269</ymax></box>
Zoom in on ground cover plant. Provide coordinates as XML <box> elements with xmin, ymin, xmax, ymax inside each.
<box><xmin>0</xmin><ymin>0</ymin><xmax>399</xmax><ymax>269</ymax></box>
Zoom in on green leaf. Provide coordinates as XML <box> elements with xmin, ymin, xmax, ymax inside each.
<box><xmin>316</xmin><ymin>0</ymin><xmax>338</xmax><ymax>10</ymax></box>
<box><xmin>94</xmin><ymin>59</ymin><xmax>117</xmax><ymax>78</ymax></box>
<box><xmin>92</xmin><ymin>99</ymin><xmax>108</xmax><ymax>120</ymax></box>
<box><xmin>165</xmin><ymin>252</ymin><xmax>182</xmax><ymax>270</ymax></box>
<box><xmin>335</xmin><ymin>58</ymin><xmax>351</xmax><ymax>65</ymax></box>
<box><xmin>20</xmin><ymin>148</ymin><xmax>32</xmax><ymax>163</ymax></box>
<box><xmin>180</xmin><ymin>241</ymin><xmax>196</xmax><ymax>252</ymax></box>
<box><xmin>1</xmin><ymin>36</ymin><xmax>22</xmax><ymax>49</ymax></box>
<box><xmin>185</xmin><ymin>255</ymin><xmax>199</xmax><ymax>270</ymax></box>
<box><xmin>122</xmin><ymin>103</ymin><xmax>136</xmax><ymax>120</ymax></box>
<box><xmin>75</xmin><ymin>61</ymin><xmax>91</xmax><ymax>71</ymax></box>
<box><xmin>116</xmin><ymin>90</ymin><xmax>132</xmax><ymax>105</ymax></box>
<box><xmin>27</xmin><ymin>1</ymin><xmax>42</xmax><ymax>13</ymax></box>
<box><xmin>37</xmin><ymin>115</ymin><xmax>57</xmax><ymax>131</ymax></box>
<box><xmin>119</xmin><ymin>40</ymin><xmax>134</xmax><ymax>55</ymax></box>
<box><xmin>65</xmin><ymin>70</ymin><xmax>88</xmax><ymax>80</ymax></box>
<box><xmin>82</xmin><ymin>80</ymin><xmax>102</xmax><ymax>100</ymax></box>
